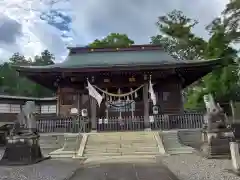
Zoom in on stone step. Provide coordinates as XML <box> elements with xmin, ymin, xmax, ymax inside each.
<box><xmin>84</xmin><ymin>152</ymin><xmax>122</xmax><ymax>157</ymax></box>
<box><xmin>88</xmin><ymin>139</ymin><xmax>155</xmax><ymax>142</ymax></box>
<box><xmin>40</xmin><ymin>145</ymin><xmax>62</xmax><ymax>149</ymax></box>
<box><xmin>85</xmin><ymin>147</ymin><xmax>159</xmax><ymax>153</ymax></box>
<box><xmin>84</xmin><ymin>132</ymin><xmax>158</xmax><ymax>157</ymax></box>
<box><xmin>86</xmin><ymin>144</ymin><xmax>121</xmax><ymax>148</ymax></box>
<box><xmin>39</xmin><ymin>141</ymin><xmax>62</xmax><ymax>149</ymax></box>
<box><xmin>89</xmin><ymin>133</ymin><xmax>154</xmax><ymax>137</ymax></box>
<box><xmin>160</xmin><ymin>131</ymin><xmax>195</xmax><ymax>154</ymax></box>
<box><xmin>84</xmin><ymin>151</ymin><xmax>159</xmax><ymax>157</ymax></box>
<box><xmin>177</xmin><ymin>130</ymin><xmax>202</xmax><ymax>147</ymax></box>
<box><xmin>120</xmin><ymin>144</ymin><xmax>158</xmax><ymax>147</ymax></box>
<box><xmin>49</xmin><ymin>150</ymin><xmax>76</xmax><ymax>158</ymax></box>
<box><xmin>88</xmin><ymin>138</ymin><xmax>154</xmax><ymax>141</ymax></box>
<box><xmin>167</xmin><ymin>149</ymin><xmax>194</xmax><ymax>154</ymax></box>
<box><xmin>120</xmin><ymin>152</ymin><xmax>159</xmax><ymax>156</ymax></box>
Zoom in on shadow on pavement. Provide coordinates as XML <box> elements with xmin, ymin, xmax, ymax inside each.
<box><xmin>70</xmin><ymin>159</ymin><xmax>179</xmax><ymax>180</ymax></box>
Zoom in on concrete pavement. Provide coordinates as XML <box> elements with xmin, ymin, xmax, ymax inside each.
<box><xmin>70</xmin><ymin>156</ymin><xmax>179</xmax><ymax>180</ymax></box>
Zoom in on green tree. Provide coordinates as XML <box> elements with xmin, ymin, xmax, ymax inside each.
<box><xmin>31</xmin><ymin>50</ymin><xmax>55</xmax><ymax>97</ymax></box>
<box><xmin>151</xmin><ymin>10</ymin><xmax>207</xmax><ymax>109</ymax></box>
<box><xmin>0</xmin><ymin>63</ymin><xmax>19</xmax><ymax>94</ymax></box>
<box><xmin>33</xmin><ymin>50</ymin><xmax>55</xmax><ymax>66</ymax></box>
<box><xmin>0</xmin><ymin>50</ymin><xmax>55</xmax><ymax>97</ymax></box>
<box><xmin>151</xmin><ymin>10</ymin><xmax>206</xmax><ymax>60</ymax></box>
<box><xmin>222</xmin><ymin>0</ymin><xmax>240</xmax><ymax>43</ymax></box>
<box><xmin>203</xmin><ymin>18</ymin><xmax>239</xmax><ymax>102</ymax></box>
<box><xmin>89</xmin><ymin>33</ymin><xmax>135</xmax><ymax>48</ymax></box>
<box><xmin>9</xmin><ymin>52</ymin><xmax>30</xmax><ymax>65</ymax></box>
<box><xmin>151</xmin><ymin>9</ymin><xmax>239</xmax><ymax>110</ymax></box>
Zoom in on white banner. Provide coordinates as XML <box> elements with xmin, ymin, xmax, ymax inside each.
<box><xmin>148</xmin><ymin>79</ymin><xmax>156</xmax><ymax>105</ymax></box>
<box><xmin>87</xmin><ymin>80</ymin><xmax>103</xmax><ymax>107</ymax></box>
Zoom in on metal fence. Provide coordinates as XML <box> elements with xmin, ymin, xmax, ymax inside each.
<box><xmin>97</xmin><ymin>113</ymin><xmax>204</xmax><ymax>132</ymax></box>
<box><xmin>96</xmin><ymin>116</ymin><xmax>145</xmax><ymax>132</ymax></box>
<box><xmin>36</xmin><ymin>112</ymin><xmax>205</xmax><ymax>133</ymax></box>
<box><xmin>36</xmin><ymin>116</ymin><xmax>91</xmax><ymax>133</ymax></box>
<box><xmin>151</xmin><ymin>113</ymin><xmax>204</xmax><ymax>130</ymax></box>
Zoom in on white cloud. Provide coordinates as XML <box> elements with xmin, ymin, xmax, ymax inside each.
<box><xmin>0</xmin><ymin>0</ymin><xmax>229</xmax><ymax>62</ymax></box>
<box><xmin>71</xmin><ymin>0</ymin><xmax>229</xmax><ymax>44</ymax></box>
<box><xmin>0</xmin><ymin>0</ymin><xmax>71</xmax><ymax>62</ymax></box>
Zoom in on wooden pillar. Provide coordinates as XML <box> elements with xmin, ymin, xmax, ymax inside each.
<box><xmin>90</xmin><ymin>97</ymin><xmax>97</xmax><ymax>130</ymax></box>
<box><xmin>56</xmin><ymin>88</ymin><xmax>60</xmax><ymax>116</ymax></box>
<box><xmin>143</xmin><ymin>83</ymin><xmax>150</xmax><ymax>129</ymax></box>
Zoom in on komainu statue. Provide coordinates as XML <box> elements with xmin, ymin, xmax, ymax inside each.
<box><xmin>204</xmin><ymin>103</ymin><xmax>228</xmax><ymax>131</ymax></box>
<box><xmin>0</xmin><ymin>101</ymin><xmax>50</xmax><ymax>166</ymax></box>
<box><xmin>201</xmin><ymin>101</ymin><xmax>234</xmax><ymax>159</ymax></box>
<box><xmin>10</xmin><ymin>101</ymin><xmax>38</xmax><ymax>136</ymax></box>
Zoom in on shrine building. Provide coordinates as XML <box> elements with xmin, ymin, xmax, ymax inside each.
<box><xmin>13</xmin><ymin>44</ymin><xmax>224</xmax><ymax>130</ymax></box>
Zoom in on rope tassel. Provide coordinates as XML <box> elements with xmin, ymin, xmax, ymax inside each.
<box><xmin>134</xmin><ymin>91</ymin><xmax>138</xmax><ymax>98</ymax></box>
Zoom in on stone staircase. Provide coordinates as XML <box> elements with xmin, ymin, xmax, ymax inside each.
<box><xmin>39</xmin><ymin>134</ymin><xmax>64</xmax><ymax>156</ymax></box>
<box><xmin>177</xmin><ymin>129</ymin><xmax>202</xmax><ymax>149</ymax></box>
<box><xmin>160</xmin><ymin>131</ymin><xmax>195</xmax><ymax>155</ymax></box>
<box><xmin>84</xmin><ymin>132</ymin><xmax>160</xmax><ymax>157</ymax></box>
<box><xmin>49</xmin><ymin>134</ymin><xmax>82</xmax><ymax>158</ymax></box>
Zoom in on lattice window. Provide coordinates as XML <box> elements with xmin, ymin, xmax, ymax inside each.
<box><xmin>10</xmin><ymin>104</ymin><xmax>21</xmax><ymax>113</ymax></box>
<box><xmin>35</xmin><ymin>105</ymin><xmax>41</xmax><ymax>113</ymax></box>
<box><xmin>0</xmin><ymin>104</ymin><xmax>10</xmax><ymax>113</ymax></box>
<box><xmin>41</xmin><ymin>105</ymin><xmax>57</xmax><ymax>114</ymax></box>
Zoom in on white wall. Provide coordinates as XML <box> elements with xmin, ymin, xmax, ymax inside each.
<box><xmin>0</xmin><ymin>103</ymin><xmax>57</xmax><ymax>114</ymax></box>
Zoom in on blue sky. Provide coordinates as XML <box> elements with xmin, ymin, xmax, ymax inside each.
<box><xmin>0</xmin><ymin>0</ymin><xmax>227</xmax><ymax>62</ymax></box>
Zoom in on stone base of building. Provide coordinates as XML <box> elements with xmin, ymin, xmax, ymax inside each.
<box><xmin>0</xmin><ymin>134</ymin><xmax>50</xmax><ymax>166</ymax></box>
<box><xmin>199</xmin><ymin>129</ymin><xmax>233</xmax><ymax>159</ymax></box>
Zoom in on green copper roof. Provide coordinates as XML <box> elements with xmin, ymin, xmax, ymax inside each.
<box><xmin>13</xmin><ymin>45</ymin><xmax>224</xmax><ymax>72</ymax></box>
<box><xmin>19</xmin><ymin>49</ymin><xmax>177</xmax><ymax>69</ymax></box>
<box><xmin>57</xmin><ymin>50</ymin><xmax>177</xmax><ymax>68</ymax></box>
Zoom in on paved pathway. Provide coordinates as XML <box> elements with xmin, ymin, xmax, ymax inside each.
<box><xmin>1</xmin><ymin>146</ymin><xmax>179</xmax><ymax>180</ymax></box>
<box><xmin>70</xmin><ymin>157</ymin><xmax>179</xmax><ymax>180</ymax></box>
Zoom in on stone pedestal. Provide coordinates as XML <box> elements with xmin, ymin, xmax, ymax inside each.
<box><xmin>200</xmin><ymin>129</ymin><xmax>233</xmax><ymax>159</ymax></box>
<box><xmin>229</xmin><ymin>141</ymin><xmax>240</xmax><ymax>175</ymax></box>
<box><xmin>0</xmin><ymin>134</ymin><xmax>50</xmax><ymax>166</ymax></box>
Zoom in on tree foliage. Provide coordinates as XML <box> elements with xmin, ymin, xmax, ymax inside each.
<box><xmin>0</xmin><ymin>50</ymin><xmax>55</xmax><ymax>97</ymax></box>
<box><xmin>151</xmin><ymin>8</ymin><xmax>240</xmax><ymax>110</ymax></box>
<box><xmin>151</xmin><ymin>10</ymin><xmax>206</xmax><ymax>60</ymax></box>
<box><xmin>222</xmin><ymin>0</ymin><xmax>240</xmax><ymax>43</ymax></box>
<box><xmin>89</xmin><ymin>33</ymin><xmax>135</xmax><ymax>48</ymax></box>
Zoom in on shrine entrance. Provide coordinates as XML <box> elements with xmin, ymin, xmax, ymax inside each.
<box><xmin>14</xmin><ymin>44</ymin><xmax>224</xmax><ymax>133</ymax></box>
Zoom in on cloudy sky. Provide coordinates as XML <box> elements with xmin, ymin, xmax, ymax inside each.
<box><xmin>0</xmin><ymin>0</ymin><xmax>228</xmax><ymax>62</ymax></box>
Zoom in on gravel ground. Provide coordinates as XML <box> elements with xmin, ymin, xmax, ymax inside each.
<box><xmin>159</xmin><ymin>154</ymin><xmax>240</xmax><ymax>180</ymax></box>
<box><xmin>0</xmin><ymin>149</ymin><xmax>83</xmax><ymax>180</ymax></box>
